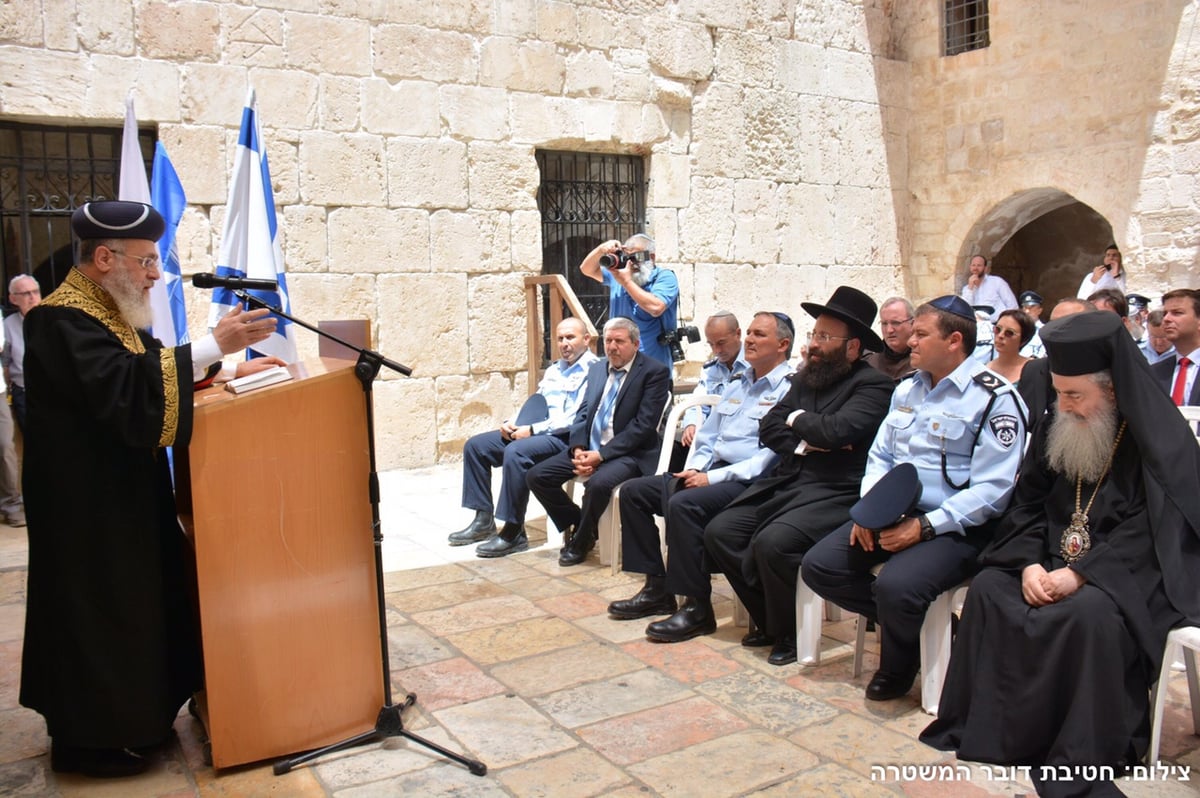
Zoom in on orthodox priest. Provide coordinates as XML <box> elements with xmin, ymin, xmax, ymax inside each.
<box><xmin>20</xmin><ymin>201</ymin><xmax>280</xmax><ymax>777</ymax></box>
<box><xmin>921</xmin><ymin>311</ymin><xmax>1200</xmax><ymax>797</ymax></box>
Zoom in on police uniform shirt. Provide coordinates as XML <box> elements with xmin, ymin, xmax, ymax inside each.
<box><xmin>682</xmin><ymin>348</ymin><xmax>751</xmax><ymax>430</ymax></box>
<box><xmin>684</xmin><ymin>360</ymin><xmax>792</xmax><ymax>483</ymax></box>
<box><xmin>530</xmin><ymin>350</ymin><xmax>599</xmax><ymax>435</ymax></box>
<box><xmin>864</xmin><ymin>357</ymin><xmax>1026</xmax><ymax>535</ymax></box>
<box><xmin>1019</xmin><ymin>320</ymin><xmax>1044</xmax><ymax>359</ymax></box>
<box><xmin>1139</xmin><ymin>338</ymin><xmax>1176</xmax><ymax>366</ymax></box>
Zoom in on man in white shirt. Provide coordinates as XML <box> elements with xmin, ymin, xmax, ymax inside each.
<box><xmin>959</xmin><ymin>255</ymin><xmax>1016</xmax><ymax>321</ymax></box>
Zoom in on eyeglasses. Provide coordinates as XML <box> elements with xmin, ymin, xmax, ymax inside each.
<box><xmin>11</xmin><ymin>289</ymin><xmax>40</xmax><ymax>297</ymax></box>
<box><xmin>108</xmin><ymin>248</ymin><xmax>161</xmax><ymax>271</ymax></box>
<box><xmin>879</xmin><ymin>318</ymin><xmax>913</xmax><ymax>329</ymax></box>
<box><xmin>808</xmin><ymin>331</ymin><xmax>849</xmax><ymax>344</ymax></box>
<box><xmin>993</xmin><ymin>327</ymin><xmax>1020</xmax><ymax>339</ymax></box>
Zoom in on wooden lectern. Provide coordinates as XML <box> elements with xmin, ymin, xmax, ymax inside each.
<box><xmin>176</xmin><ymin>359</ymin><xmax>384</xmax><ymax>769</ymax></box>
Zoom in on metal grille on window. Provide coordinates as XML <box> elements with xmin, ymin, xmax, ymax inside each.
<box><xmin>536</xmin><ymin>150</ymin><xmax>646</xmax><ymax>363</ymax></box>
<box><xmin>0</xmin><ymin>122</ymin><xmax>155</xmax><ymax>302</ymax></box>
<box><xmin>944</xmin><ymin>0</ymin><xmax>990</xmax><ymax>57</ymax></box>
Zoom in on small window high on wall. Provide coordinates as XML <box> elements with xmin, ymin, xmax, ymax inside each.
<box><xmin>944</xmin><ymin>0</ymin><xmax>990</xmax><ymax>56</ymax></box>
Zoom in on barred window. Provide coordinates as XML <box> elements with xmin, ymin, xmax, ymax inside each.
<box><xmin>536</xmin><ymin>150</ymin><xmax>646</xmax><ymax>339</ymax></box>
<box><xmin>0</xmin><ymin>121</ymin><xmax>154</xmax><ymax>303</ymax></box>
<box><xmin>944</xmin><ymin>0</ymin><xmax>990</xmax><ymax>56</ymax></box>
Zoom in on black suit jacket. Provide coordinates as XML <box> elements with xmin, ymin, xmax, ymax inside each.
<box><xmin>1152</xmin><ymin>354</ymin><xmax>1200</xmax><ymax>406</ymax></box>
<box><xmin>569</xmin><ymin>354</ymin><xmax>671</xmax><ymax>473</ymax></box>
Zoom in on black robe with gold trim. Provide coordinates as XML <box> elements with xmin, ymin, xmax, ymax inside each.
<box><xmin>19</xmin><ymin>268</ymin><xmax>201</xmax><ymax>749</ymax></box>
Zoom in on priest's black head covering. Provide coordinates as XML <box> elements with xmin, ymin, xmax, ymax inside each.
<box><xmin>71</xmin><ymin>200</ymin><xmax>164</xmax><ymax>241</ymax></box>
<box><xmin>1040</xmin><ymin>310</ymin><xmax>1200</xmax><ymax>623</ymax></box>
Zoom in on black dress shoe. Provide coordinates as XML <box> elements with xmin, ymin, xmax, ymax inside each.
<box><xmin>767</xmin><ymin>637</ymin><xmax>798</xmax><ymax>666</ymax></box>
<box><xmin>865</xmin><ymin>668</ymin><xmax>917</xmax><ymax>701</ymax></box>
<box><xmin>608</xmin><ymin>577</ymin><xmax>677</xmax><ymax>619</ymax></box>
<box><xmin>448</xmin><ymin>510</ymin><xmax>495</xmax><ymax>546</ymax></box>
<box><xmin>558</xmin><ymin>528</ymin><xmax>595</xmax><ymax>566</ymax></box>
<box><xmin>740</xmin><ymin>629</ymin><xmax>775</xmax><ymax>648</ymax></box>
<box><xmin>475</xmin><ymin>528</ymin><xmax>528</xmax><ymax>558</ymax></box>
<box><xmin>645</xmin><ymin>597</ymin><xmax>716</xmax><ymax>642</ymax></box>
<box><xmin>51</xmin><ymin>742</ymin><xmax>149</xmax><ymax>778</ymax></box>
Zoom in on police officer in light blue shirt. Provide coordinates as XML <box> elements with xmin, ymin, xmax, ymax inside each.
<box><xmin>607</xmin><ymin>311</ymin><xmax>796</xmax><ymax>643</ymax></box>
<box><xmin>802</xmin><ymin>295</ymin><xmax>1026</xmax><ymax>702</ymax></box>
<box><xmin>1018</xmin><ymin>290</ymin><xmax>1045</xmax><ymax>358</ymax></box>
<box><xmin>450</xmin><ymin>317</ymin><xmax>599</xmax><ymax>556</ymax></box>
<box><xmin>680</xmin><ymin>311</ymin><xmax>749</xmax><ymax>446</ymax></box>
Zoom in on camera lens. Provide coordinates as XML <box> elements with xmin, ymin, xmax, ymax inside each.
<box><xmin>599</xmin><ymin>253</ymin><xmax>619</xmax><ymax>268</ymax></box>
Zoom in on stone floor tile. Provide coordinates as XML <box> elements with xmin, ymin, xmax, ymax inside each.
<box><xmin>534</xmin><ymin>590</ymin><xmax>611</xmax><ymax>621</ymax></box>
<box><xmin>382</xmin><ymin>563</ymin><xmax>470</xmax><ymax>594</ymax></box>
<box><xmin>0</xmin><ymin>528</ymin><xmax>27</xmax><ymax>571</ymax></box>
<box><xmin>576</xmin><ymin>695</ymin><xmax>750</xmax><ymax>765</ymax></box>
<box><xmin>0</xmin><ymin>756</ymin><xmax>55</xmax><ymax>797</ymax></box>
<box><xmin>0</xmin><ymin>639</ymin><xmax>23</xmax><ymax>706</ymax></box>
<box><xmin>434</xmin><ymin>694</ymin><xmax>578</xmax><ymax>770</ymax></box>
<box><xmin>331</xmin><ymin>760</ymin><xmax>508</xmax><ymax>797</ymax></box>
<box><xmin>492</xmin><ymin>746</ymin><xmax>631</xmax><ymax>797</ymax></box>
<box><xmin>0</xmin><ymin>568</ymin><xmax>26</xmax><ymax>604</ymax></box>
<box><xmin>627</xmin><ymin>729</ymin><xmax>818</xmax><ymax>797</ymax></box>
<box><xmin>696</xmin><ymin>669</ymin><xmax>840</xmax><ymax>734</ymax></box>
<box><xmin>457</xmin><ymin>555</ymin><xmax>545</xmax><ymax>584</ymax></box>
<box><xmin>0</xmin><ymin>707</ymin><xmax>48</xmax><ymax>765</ymax></box>
<box><xmin>620</xmin><ymin>637</ymin><xmax>745</xmax><ymax>684</ymax></box>
<box><xmin>755</xmin><ymin>761</ymin><xmax>901</xmax><ymax>797</ymax></box>
<box><xmin>489</xmin><ymin>641</ymin><xmax>644</xmax><ymax>697</ymax></box>
<box><xmin>534</xmin><ymin>668</ymin><xmax>692</xmax><ymax>728</ymax></box>
<box><xmin>502</xmin><ymin>575</ymin><xmax>579</xmax><ymax>602</ymax></box>
<box><xmin>447</xmin><ymin>616</ymin><xmax>589</xmax><ymax>666</ymax></box>
<box><xmin>409</xmin><ymin>594</ymin><xmax>545</xmax><ymax>636</ymax></box>
<box><xmin>391</xmin><ymin>657</ymin><xmax>507</xmax><ymax>711</ymax></box>
<box><xmin>312</xmin><ymin>726</ymin><xmax>466</xmax><ymax>791</ymax></box>
<box><xmin>385</xmin><ymin>623</ymin><xmax>455</xmax><ymax>670</ymax></box>
<box><xmin>0</xmin><ymin>602</ymin><xmax>25</xmax><ymax>643</ymax></box>
<box><xmin>796</xmin><ymin>713</ymin><xmax>944</xmax><ymax>780</ymax></box>
<box><xmin>573</xmin><ymin>612</ymin><xmax>662</xmax><ymax>645</ymax></box>
<box><xmin>386</xmin><ymin>577</ymin><xmax>508</xmax><ymax>613</ymax></box>
<box><xmin>55</xmin><ymin>749</ymin><xmax>192</xmax><ymax>798</ymax></box>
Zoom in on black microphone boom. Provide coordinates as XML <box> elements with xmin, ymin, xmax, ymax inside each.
<box><xmin>192</xmin><ymin>273</ymin><xmax>279</xmax><ymax>292</ymax></box>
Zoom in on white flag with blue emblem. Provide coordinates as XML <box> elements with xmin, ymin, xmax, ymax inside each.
<box><xmin>208</xmin><ymin>88</ymin><xmax>297</xmax><ymax>362</ymax></box>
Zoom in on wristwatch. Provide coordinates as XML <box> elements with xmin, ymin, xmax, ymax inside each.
<box><xmin>918</xmin><ymin>514</ymin><xmax>936</xmax><ymax>542</ymax></box>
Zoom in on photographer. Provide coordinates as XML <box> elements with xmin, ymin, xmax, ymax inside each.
<box><xmin>580</xmin><ymin>233</ymin><xmax>679</xmax><ymax>367</ymax></box>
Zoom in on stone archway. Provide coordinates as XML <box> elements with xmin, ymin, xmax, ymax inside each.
<box><xmin>959</xmin><ymin>188</ymin><xmax>1116</xmax><ymax>312</ymax></box>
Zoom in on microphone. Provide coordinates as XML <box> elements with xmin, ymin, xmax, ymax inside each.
<box><xmin>192</xmin><ymin>273</ymin><xmax>279</xmax><ymax>292</ymax></box>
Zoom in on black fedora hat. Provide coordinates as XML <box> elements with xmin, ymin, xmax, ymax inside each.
<box><xmin>801</xmin><ymin>286</ymin><xmax>885</xmax><ymax>352</ymax></box>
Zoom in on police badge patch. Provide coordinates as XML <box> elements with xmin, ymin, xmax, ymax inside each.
<box><xmin>988</xmin><ymin>414</ymin><xmax>1019</xmax><ymax>448</ymax></box>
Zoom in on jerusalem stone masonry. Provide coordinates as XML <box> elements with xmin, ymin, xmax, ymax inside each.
<box><xmin>9</xmin><ymin>1</ymin><xmax>1195</xmax><ymax>469</ymax></box>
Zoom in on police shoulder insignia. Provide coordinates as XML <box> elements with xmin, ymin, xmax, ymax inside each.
<box><xmin>988</xmin><ymin>413</ymin><xmax>1020</xmax><ymax>449</ymax></box>
<box><xmin>973</xmin><ymin>371</ymin><xmax>1004</xmax><ymax>392</ymax></box>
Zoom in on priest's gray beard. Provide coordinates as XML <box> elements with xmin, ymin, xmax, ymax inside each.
<box><xmin>104</xmin><ymin>266</ymin><xmax>154</xmax><ymax>330</ymax></box>
<box><xmin>1045</xmin><ymin>399</ymin><xmax>1119</xmax><ymax>484</ymax></box>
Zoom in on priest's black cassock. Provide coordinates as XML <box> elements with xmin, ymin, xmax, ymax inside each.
<box><xmin>19</xmin><ymin>268</ymin><xmax>202</xmax><ymax>749</ymax></box>
<box><xmin>921</xmin><ymin>312</ymin><xmax>1200</xmax><ymax>791</ymax></box>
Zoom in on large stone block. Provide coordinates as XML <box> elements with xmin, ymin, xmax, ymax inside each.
<box><xmin>374</xmin><ymin>377</ymin><xmax>438</xmax><ymax>469</ymax></box>
<box><xmin>137</xmin><ymin>2</ymin><xmax>220</xmax><ymax>62</ymax></box>
<box><xmin>643</xmin><ymin>18</ymin><xmax>713</xmax><ymax>82</ymax></box>
<box><xmin>747</xmin><ymin>0</ymin><xmax>795</xmax><ymax>37</ymax></box>
<box><xmin>467</xmin><ymin>142</ymin><xmax>539</xmax><ymax>211</ymax></box>
<box><xmin>690</xmin><ymin>82</ymin><xmax>746</xmax><ymax>177</ymax></box>
<box><xmin>832</xmin><ymin>100</ymin><xmax>889</xmax><ymax>189</ymax></box>
<box><xmin>79</xmin><ymin>0</ymin><xmax>133</xmax><ymax>55</ymax></box>
<box><xmin>158</xmin><ymin>124</ymin><xmax>227</xmax><ymax>206</ymax></box>
<box><xmin>0</xmin><ymin>48</ymin><xmax>87</xmax><ymax>115</ymax></box>
<box><xmin>824</xmin><ymin>47</ymin><xmax>879</xmax><ymax>104</ymax></box>
<box><xmin>376</xmin><ymin>273</ymin><xmax>469</xmax><ymax>376</ymax></box>
<box><xmin>181</xmin><ymin>63</ymin><xmax>249</xmax><ymax>126</ymax></box>
<box><xmin>480</xmin><ymin>36</ymin><xmax>565</xmax><ymax>93</ymax></box>
<box><xmin>379</xmin><ymin>0</ymin><xmax>483</xmax><ymax>30</ymax></box>
<box><xmin>429</xmin><ymin>209</ymin><xmax>512</xmax><ymax>274</ymax></box>
<box><xmin>281</xmin><ymin>205</ymin><xmax>328</xmax><ymax>273</ymax></box>
<box><xmin>610</xmin><ymin>103</ymin><xmax>670</xmax><ymax>148</ymax></box>
<box><xmin>86</xmin><ymin>56</ymin><xmax>181</xmax><ymax>121</ymax></box>
<box><xmin>468</xmin><ymin>274</ymin><xmax>530</xmax><ymax>373</ymax></box>
<box><xmin>711</xmin><ymin>263</ymin><xmax>828</xmax><ymax>329</ymax></box>
<box><xmin>565</xmin><ymin>50</ymin><xmax>613</xmax><ymax>98</ymax></box>
<box><xmin>678</xmin><ymin>176</ymin><xmax>736</xmax><ymax>262</ymax></box>
<box><xmin>742</xmin><ymin>88</ymin><xmax>805</xmax><ymax>183</ymax></box>
<box><xmin>374</xmin><ymin>24</ymin><xmax>477</xmax><ymax>83</ymax></box>
<box><xmin>263</xmin><ymin>135</ymin><xmax>300</xmax><ymax>205</ymax></box>
<box><xmin>492</xmin><ymin>0</ymin><xmax>536</xmax><ymax>36</ymax></box>
<box><xmin>647</xmin><ymin>208</ymin><xmax>680</xmax><ymax>261</ymax></box>
<box><xmin>732</xmin><ymin>179</ymin><xmax>781</xmax><ymax>265</ymax></box>
<box><xmin>285</xmin><ymin>12</ymin><xmax>370</xmax><ymax>76</ymax></box>
<box><xmin>778</xmin><ymin>183</ymin><xmax>837</xmax><ymax>265</ymax></box>
<box><xmin>386</xmin><ymin>137</ymin><xmax>469</xmax><ymax>209</ymax></box>
<box><xmin>510</xmin><ymin>209</ymin><xmax>544</xmax><ymax>273</ymax></box>
<box><xmin>284</xmin><ymin>272</ymin><xmax>378</xmax><ymax>359</ymax></box>
<box><xmin>648</xmin><ymin>154</ymin><xmax>690</xmax><ymax>208</ymax></box>
<box><xmin>677</xmin><ymin>0</ymin><xmax>748</xmax><ymax>30</ymax></box>
<box><xmin>576</xmin><ymin>7</ymin><xmax>619</xmax><ymax>51</ymax></box>
<box><xmin>249</xmin><ymin>68</ymin><xmax>319</xmax><ymax>130</ymax></box>
<box><xmin>434</xmin><ymin>373</ymin><xmax>519</xmax><ymax>458</ymax></box>
<box><xmin>714</xmin><ymin>32</ymin><xmax>776</xmax><ymax>89</ymax></box>
<box><xmin>834</xmin><ymin>186</ymin><xmax>900</xmax><ymax>265</ymax></box>
<box><xmin>329</xmin><ymin>207</ymin><xmax>429</xmax><ymax>273</ymax></box>
<box><xmin>298</xmin><ymin>131</ymin><xmax>387</xmax><ymax>206</ymax></box>
<box><xmin>362</xmin><ymin>79</ymin><xmax>439</xmax><ymax>136</ymax></box>
<box><xmin>319</xmin><ymin>75</ymin><xmax>361</xmax><ymax>131</ymax></box>
<box><xmin>440</xmin><ymin>84</ymin><xmax>509</xmax><ymax>141</ymax></box>
<box><xmin>221</xmin><ymin>6</ymin><xmax>285</xmax><ymax>68</ymax></box>
<box><xmin>537</xmin><ymin>0</ymin><xmax>578</xmax><ymax>45</ymax></box>
<box><xmin>1</xmin><ymin>0</ymin><xmax>42</xmax><ymax>45</ymax></box>
<box><xmin>776</xmin><ymin>40</ymin><xmax>826</xmax><ymax>96</ymax></box>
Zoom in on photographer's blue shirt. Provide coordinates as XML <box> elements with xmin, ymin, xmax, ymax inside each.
<box><xmin>602</xmin><ymin>266</ymin><xmax>679</xmax><ymax>367</ymax></box>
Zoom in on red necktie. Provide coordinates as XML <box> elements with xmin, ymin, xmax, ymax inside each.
<box><xmin>1172</xmin><ymin>356</ymin><xmax>1192</xmax><ymax>406</ymax></box>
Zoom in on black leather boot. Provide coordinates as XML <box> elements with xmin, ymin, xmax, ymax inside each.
<box><xmin>558</xmin><ymin>526</ymin><xmax>595</xmax><ymax>566</ymax></box>
<box><xmin>608</xmin><ymin>576</ymin><xmax>678</xmax><ymax>619</ymax></box>
<box><xmin>644</xmin><ymin>595</ymin><xmax>716</xmax><ymax>642</ymax></box>
<box><xmin>475</xmin><ymin>523</ymin><xmax>529</xmax><ymax>558</ymax></box>
<box><xmin>448</xmin><ymin>509</ymin><xmax>495</xmax><ymax>545</ymax></box>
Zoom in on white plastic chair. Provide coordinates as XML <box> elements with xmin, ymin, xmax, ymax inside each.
<box><xmin>597</xmin><ymin>394</ymin><xmax>722</xmax><ymax>574</ymax></box>
<box><xmin>1148</xmin><ymin>626</ymin><xmax>1200</xmax><ymax>764</ymax></box>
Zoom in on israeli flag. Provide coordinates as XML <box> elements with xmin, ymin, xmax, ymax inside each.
<box><xmin>209</xmin><ymin>88</ymin><xmax>298</xmax><ymax>362</ymax></box>
<box><xmin>150</xmin><ymin>142</ymin><xmax>189</xmax><ymax>347</ymax></box>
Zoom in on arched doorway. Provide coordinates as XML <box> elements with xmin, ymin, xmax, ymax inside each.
<box><xmin>959</xmin><ymin>188</ymin><xmax>1116</xmax><ymax>312</ymax></box>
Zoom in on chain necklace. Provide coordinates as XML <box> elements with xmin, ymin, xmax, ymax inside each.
<box><xmin>1060</xmin><ymin>420</ymin><xmax>1127</xmax><ymax>564</ymax></box>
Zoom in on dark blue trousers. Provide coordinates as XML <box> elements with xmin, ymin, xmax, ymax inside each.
<box><xmin>526</xmin><ymin>450</ymin><xmax>642</xmax><ymax>542</ymax></box>
<box><xmin>460</xmin><ymin>430</ymin><xmax>567</xmax><ymax>525</ymax></box>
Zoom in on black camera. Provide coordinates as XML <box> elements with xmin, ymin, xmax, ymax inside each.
<box><xmin>599</xmin><ymin>248</ymin><xmax>651</xmax><ymax>270</ymax></box>
<box><xmin>658</xmin><ymin>324</ymin><xmax>700</xmax><ymax>363</ymax></box>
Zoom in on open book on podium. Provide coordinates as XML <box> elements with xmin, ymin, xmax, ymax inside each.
<box><xmin>175</xmin><ymin>358</ymin><xmax>384</xmax><ymax>769</ymax></box>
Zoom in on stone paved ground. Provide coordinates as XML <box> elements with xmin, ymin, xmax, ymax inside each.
<box><xmin>1</xmin><ymin>465</ymin><xmax>1197</xmax><ymax>796</ymax></box>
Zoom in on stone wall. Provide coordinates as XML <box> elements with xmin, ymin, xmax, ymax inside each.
<box><xmin>0</xmin><ymin>0</ymin><xmax>909</xmax><ymax>469</ymax></box>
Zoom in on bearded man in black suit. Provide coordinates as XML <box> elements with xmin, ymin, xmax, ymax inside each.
<box><xmin>703</xmin><ymin>287</ymin><xmax>895</xmax><ymax>666</ymax></box>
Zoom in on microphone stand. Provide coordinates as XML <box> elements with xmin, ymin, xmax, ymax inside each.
<box><xmin>230</xmin><ymin>290</ymin><xmax>487</xmax><ymax>778</ymax></box>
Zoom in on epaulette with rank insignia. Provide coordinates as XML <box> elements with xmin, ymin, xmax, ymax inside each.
<box><xmin>973</xmin><ymin>371</ymin><xmax>1005</xmax><ymax>393</ymax></box>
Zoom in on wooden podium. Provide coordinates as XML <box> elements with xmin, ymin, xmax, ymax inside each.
<box><xmin>176</xmin><ymin>359</ymin><xmax>384</xmax><ymax>769</ymax></box>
